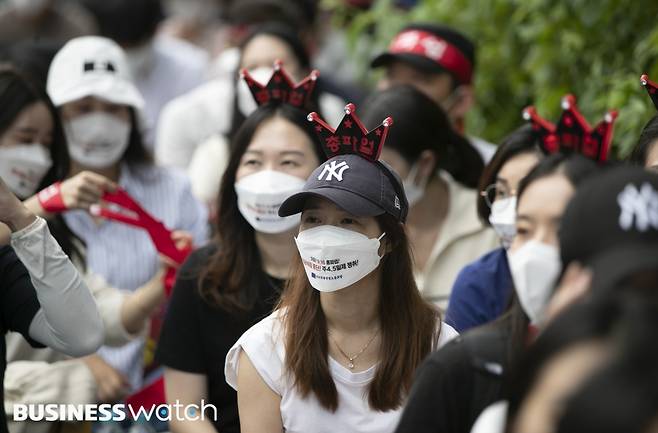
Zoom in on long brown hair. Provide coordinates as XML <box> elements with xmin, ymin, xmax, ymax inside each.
<box><xmin>280</xmin><ymin>213</ymin><xmax>440</xmax><ymax>411</ymax></box>
<box><xmin>197</xmin><ymin>103</ymin><xmax>324</xmax><ymax>312</ymax></box>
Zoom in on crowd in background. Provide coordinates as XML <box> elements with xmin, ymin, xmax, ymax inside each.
<box><xmin>0</xmin><ymin>1</ymin><xmax>657</xmax><ymax>433</ymax></box>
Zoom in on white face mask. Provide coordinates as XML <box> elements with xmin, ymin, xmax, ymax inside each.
<box><xmin>402</xmin><ymin>162</ymin><xmax>428</xmax><ymax>207</ymax></box>
<box><xmin>489</xmin><ymin>196</ymin><xmax>517</xmax><ymax>249</ymax></box>
<box><xmin>295</xmin><ymin>225</ymin><xmax>386</xmax><ymax>292</ymax></box>
<box><xmin>65</xmin><ymin>112</ymin><xmax>131</xmax><ymax>169</ymax></box>
<box><xmin>507</xmin><ymin>240</ymin><xmax>561</xmax><ymax>324</ymax></box>
<box><xmin>0</xmin><ymin>143</ymin><xmax>52</xmax><ymax>198</ymax></box>
<box><xmin>235</xmin><ymin>169</ymin><xmax>306</xmax><ymax>233</ymax></box>
<box><xmin>236</xmin><ymin>66</ymin><xmax>274</xmax><ymax>117</ymax></box>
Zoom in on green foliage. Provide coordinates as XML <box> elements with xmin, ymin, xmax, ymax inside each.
<box><xmin>325</xmin><ymin>0</ymin><xmax>658</xmax><ymax>158</ymax></box>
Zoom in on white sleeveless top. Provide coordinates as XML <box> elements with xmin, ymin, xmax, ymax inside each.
<box><xmin>225</xmin><ymin>311</ymin><xmax>458</xmax><ymax>433</ymax></box>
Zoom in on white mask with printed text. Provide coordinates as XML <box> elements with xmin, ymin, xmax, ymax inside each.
<box><xmin>235</xmin><ymin>169</ymin><xmax>305</xmax><ymax>233</ymax></box>
<box><xmin>0</xmin><ymin>143</ymin><xmax>52</xmax><ymax>198</ymax></box>
<box><xmin>295</xmin><ymin>225</ymin><xmax>385</xmax><ymax>292</ymax></box>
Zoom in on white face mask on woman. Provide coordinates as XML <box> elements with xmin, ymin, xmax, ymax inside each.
<box><xmin>295</xmin><ymin>225</ymin><xmax>386</xmax><ymax>292</ymax></box>
<box><xmin>489</xmin><ymin>196</ymin><xmax>517</xmax><ymax>248</ymax></box>
<box><xmin>64</xmin><ymin>112</ymin><xmax>131</xmax><ymax>169</ymax></box>
<box><xmin>0</xmin><ymin>143</ymin><xmax>52</xmax><ymax>198</ymax></box>
<box><xmin>507</xmin><ymin>240</ymin><xmax>561</xmax><ymax>324</ymax></box>
<box><xmin>236</xmin><ymin>66</ymin><xmax>274</xmax><ymax>117</ymax></box>
<box><xmin>235</xmin><ymin>169</ymin><xmax>306</xmax><ymax>233</ymax></box>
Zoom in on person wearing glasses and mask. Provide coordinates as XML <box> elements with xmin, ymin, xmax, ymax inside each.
<box><xmin>446</xmin><ymin>126</ymin><xmax>542</xmax><ymax>332</ymax></box>
<box><xmin>394</xmin><ymin>154</ymin><xmax>598</xmax><ymax>433</ymax></box>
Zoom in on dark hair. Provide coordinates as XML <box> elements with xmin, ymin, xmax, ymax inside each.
<box><xmin>198</xmin><ymin>103</ymin><xmax>324</xmax><ymax>311</ymax></box>
<box><xmin>504</xmin><ymin>297</ymin><xmax>623</xmax><ymax>431</ymax></box>
<box><xmin>360</xmin><ymin>85</ymin><xmax>484</xmax><ymax>188</ymax></box>
<box><xmin>629</xmin><ymin>114</ymin><xmax>658</xmax><ymax>166</ymax></box>
<box><xmin>228</xmin><ymin>0</ymin><xmax>317</xmax><ymax>31</ymax></box>
<box><xmin>121</xmin><ymin>109</ymin><xmax>153</xmax><ymax>167</ymax></box>
<box><xmin>477</xmin><ymin>125</ymin><xmax>542</xmax><ymax>223</ymax></box>
<box><xmin>555</xmin><ymin>299</ymin><xmax>658</xmax><ymax>433</ymax></box>
<box><xmin>0</xmin><ymin>41</ymin><xmax>60</xmax><ymax>92</ymax></box>
<box><xmin>0</xmin><ymin>67</ymin><xmax>83</xmax><ymax>264</ymax></box>
<box><xmin>497</xmin><ymin>153</ymin><xmax>601</xmax><ymax>368</ymax></box>
<box><xmin>281</xmin><ymin>212</ymin><xmax>439</xmax><ymax>412</ymax></box>
<box><xmin>228</xmin><ymin>22</ymin><xmax>317</xmax><ymax>139</ymax></box>
<box><xmin>80</xmin><ymin>0</ymin><xmax>164</xmax><ymax>45</ymax></box>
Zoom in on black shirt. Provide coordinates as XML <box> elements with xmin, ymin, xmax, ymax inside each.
<box><xmin>394</xmin><ymin>323</ymin><xmax>510</xmax><ymax>433</ymax></box>
<box><xmin>155</xmin><ymin>245</ymin><xmax>283</xmax><ymax>433</ymax></box>
<box><xmin>0</xmin><ymin>246</ymin><xmax>43</xmax><ymax>433</ymax></box>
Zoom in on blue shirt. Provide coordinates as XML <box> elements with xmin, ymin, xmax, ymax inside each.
<box><xmin>445</xmin><ymin>247</ymin><xmax>512</xmax><ymax>333</ymax></box>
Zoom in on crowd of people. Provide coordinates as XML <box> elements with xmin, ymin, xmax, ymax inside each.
<box><xmin>0</xmin><ymin>1</ymin><xmax>657</xmax><ymax>433</ymax></box>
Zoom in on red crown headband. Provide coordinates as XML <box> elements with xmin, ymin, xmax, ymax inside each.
<box><xmin>522</xmin><ymin>95</ymin><xmax>617</xmax><ymax>163</ymax></box>
<box><xmin>388</xmin><ymin>29</ymin><xmax>473</xmax><ymax>85</ymax></box>
<box><xmin>640</xmin><ymin>74</ymin><xmax>658</xmax><ymax>111</ymax></box>
<box><xmin>240</xmin><ymin>60</ymin><xmax>319</xmax><ymax>109</ymax></box>
<box><xmin>307</xmin><ymin>103</ymin><xmax>393</xmax><ymax>162</ymax></box>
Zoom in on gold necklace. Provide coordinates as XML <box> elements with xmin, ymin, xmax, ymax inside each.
<box><xmin>329</xmin><ymin>329</ymin><xmax>380</xmax><ymax>370</ymax></box>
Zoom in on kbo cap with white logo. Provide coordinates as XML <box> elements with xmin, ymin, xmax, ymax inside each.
<box><xmin>559</xmin><ymin>166</ymin><xmax>658</xmax><ymax>292</ymax></box>
<box><xmin>47</xmin><ymin>36</ymin><xmax>144</xmax><ymax>109</ymax></box>
<box><xmin>279</xmin><ymin>103</ymin><xmax>409</xmax><ymax>223</ymax></box>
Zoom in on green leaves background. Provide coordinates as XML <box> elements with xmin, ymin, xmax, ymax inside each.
<box><xmin>325</xmin><ymin>0</ymin><xmax>658</xmax><ymax>158</ymax></box>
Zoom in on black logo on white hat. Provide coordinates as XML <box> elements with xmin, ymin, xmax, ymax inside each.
<box><xmin>83</xmin><ymin>61</ymin><xmax>116</xmax><ymax>74</ymax></box>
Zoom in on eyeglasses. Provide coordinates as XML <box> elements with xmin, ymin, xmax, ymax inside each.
<box><xmin>481</xmin><ymin>182</ymin><xmax>517</xmax><ymax>208</ymax></box>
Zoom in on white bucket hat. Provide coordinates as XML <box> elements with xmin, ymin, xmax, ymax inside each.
<box><xmin>47</xmin><ymin>36</ymin><xmax>144</xmax><ymax>109</ymax></box>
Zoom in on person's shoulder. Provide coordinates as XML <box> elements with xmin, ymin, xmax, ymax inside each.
<box><xmin>461</xmin><ymin>248</ymin><xmax>507</xmax><ymax>277</ymax></box>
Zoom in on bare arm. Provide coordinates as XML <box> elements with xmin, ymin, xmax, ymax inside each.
<box><xmin>165</xmin><ymin>368</ymin><xmax>218</xmax><ymax>433</ymax></box>
<box><xmin>236</xmin><ymin>351</ymin><xmax>283</xmax><ymax>433</ymax></box>
<box><xmin>120</xmin><ymin>268</ymin><xmax>166</xmax><ymax>335</ymax></box>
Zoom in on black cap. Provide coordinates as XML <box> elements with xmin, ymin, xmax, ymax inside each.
<box><xmin>279</xmin><ymin>154</ymin><xmax>409</xmax><ymax>222</ymax></box>
<box><xmin>559</xmin><ymin>166</ymin><xmax>658</xmax><ymax>292</ymax></box>
<box><xmin>370</xmin><ymin>23</ymin><xmax>475</xmax><ymax>84</ymax></box>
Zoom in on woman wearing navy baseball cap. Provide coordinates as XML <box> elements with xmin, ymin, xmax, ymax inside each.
<box><xmin>225</xmin><ymin>103</ymin><xmax>458</xmax><ymax>432</ymax></box>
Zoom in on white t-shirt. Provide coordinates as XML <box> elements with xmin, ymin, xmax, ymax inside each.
<box><xmin>225</xmin><ymin>311</ymin><xmax>458</xmax><ymax>433</ymax></box>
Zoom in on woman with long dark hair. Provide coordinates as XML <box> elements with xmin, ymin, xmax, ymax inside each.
<box><xmin>393</xmin><ymin>154</ymin><xmax>599</xmax><ymax>433</ymax></box>
<box><xmin>156</xmin><ymin>102</ymin><xmax>325</xmax><ymax>433</ymax></box>
<box><xmin>360</xmin><ymin>85</ymin><xmax>497</xmax><ymax>308</ymax></box>
<box><xmin>225</xmin><ymin>105</ymin><xmax>458</xmax><ymax>432</ymax></box>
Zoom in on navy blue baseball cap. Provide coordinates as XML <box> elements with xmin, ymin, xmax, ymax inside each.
<box><xmin>279</xmin><ymin>153</ymin><xmax>408</xmax><ymax>222</ymax></box>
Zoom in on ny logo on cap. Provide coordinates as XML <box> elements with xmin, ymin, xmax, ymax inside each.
<box><xmin>318</xmin><ymin>160</ymin><xmax>350</xmax><ymax>182</ymax></box>
<box><xmin>617</xmin><ymin>183</ymin><xmax>658</xmax><ymax>232</ymax></box>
